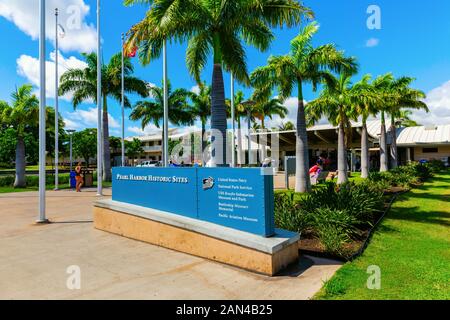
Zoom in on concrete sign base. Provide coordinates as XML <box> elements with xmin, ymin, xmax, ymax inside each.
<box><xmin>93</xmin><ymin>199</ymin><xmax>299</xmax><ymax>276</ymax></box>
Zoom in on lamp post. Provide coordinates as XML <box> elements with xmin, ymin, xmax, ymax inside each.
<box><xmin>163</xmin><ymin>40</ymin><xmax>169</xmax><ymax>167</ymax></box>
<box><xmin>121</xmin><ymin>33</ymin><xmax>125</xmax><ymax>167</ymax></box>
<box><xmin>37</xmin><ymin>0</ymin><xmax>47</xmax><ymax>223</ymax></box>
<box><xmin>54</xmin><ymin>8</ymin><xmax>65</xmax><ymax>190</ymax></box>
<box><xmin>242</xmin><ymin>100</ymin><xmax>255</xmax><ymax>166</ymax></box>
<box><xmin>96</xmin><ymin>0</ymin><xmax>103</xmax><ymax>195</ymax></box>
<box><xmin>67</xmin><ymin>129</ymin><xmax>76</xmax><ymax>172</ymax></box>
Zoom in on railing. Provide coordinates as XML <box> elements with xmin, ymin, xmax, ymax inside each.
<box><xmin>143</xmin><ymin>145</ymin><xmax>162</xmax><ymax>152</ymax></box>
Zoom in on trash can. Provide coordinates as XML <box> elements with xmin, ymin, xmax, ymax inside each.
<box><xmin>83</xmin><ymin>171</ymin><xmax>94</xmax><ymax>187</ymax></box>
<box><xmin>70</xmin><ymin>171</ymin><xmax>76</xmax><ymax>189</ymax></box>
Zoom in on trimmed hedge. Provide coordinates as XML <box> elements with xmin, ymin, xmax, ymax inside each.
<box><xmin>0</xmin><ymin>173</ymin><xmax>71</xmax><ymax>187</ymax></box>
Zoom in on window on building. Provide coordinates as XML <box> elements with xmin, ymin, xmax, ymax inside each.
<box><xmin>422</xmin><ymin>147</ymin><xmax>438</xmax><ymax>153</ymax></box>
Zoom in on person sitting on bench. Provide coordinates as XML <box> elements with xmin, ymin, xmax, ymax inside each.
<box><xmin>309</xmin><ymin>160</ymin><xmax>323</xmax><ymax>185</ymax></box>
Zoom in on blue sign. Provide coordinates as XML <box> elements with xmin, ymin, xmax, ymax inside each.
<box><xmin>112</xmin><ymin>167</ymin><xmax>275</xmax><ymax>237</ymax></box>
<box><xmin>197</xmin><ymin>168</ymin><xmax>275</xmax><ymax>236</ymax></box>
<box><xmin>112</xmin><ymin>167</ymin><xmax>198</xmax><ymax>218</ymax></box>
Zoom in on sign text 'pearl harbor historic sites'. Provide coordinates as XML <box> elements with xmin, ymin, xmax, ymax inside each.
<box><xmin>112</xmin><ymin>167</ymin><xmax>275</xmax><ymax>237</ymax></box>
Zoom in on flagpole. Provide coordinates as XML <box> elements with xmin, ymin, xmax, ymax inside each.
<box><xmin>121</xmin><ymin>33</ymin><xmax>125</xmax><ymax>167</ymax></box>
<box><xmin>163</xmin><ymin>40</ymin><xmax>169</xmax><ymax>167</ymax></box>
<box><xmin>230</xmin><ymin>73</ymin><xmax>235</xmax><ymax>168</ymax></box>
<box><xmin>37</xmin><ymin>0</ymin><xmax>47</xmax><ymax>223</ymax></box>
<box><xmin>248</xmin><ymin>109</ymin><xmax>252</xmax><ymax>165</ymax></box>
<box><xmin>54</xmin><ymin>8</ymin><xmax>59</xmax><ymax>190</ymax></box>
<box><xmin>96</xmin><ymin>0</ymin><xmax>103</xmax><ymax>195</ymax></box>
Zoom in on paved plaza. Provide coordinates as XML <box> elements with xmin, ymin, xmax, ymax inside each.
<box><xmin>0</xmin><ymin>189</ymin><xmax>341</xmax><ymax>300</ymax></box>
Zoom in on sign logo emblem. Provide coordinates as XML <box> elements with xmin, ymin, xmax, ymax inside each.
<box><xmin>202</xmin><ymin>177</ymin><xmax>214</xmax><ymax>190</ymax></box>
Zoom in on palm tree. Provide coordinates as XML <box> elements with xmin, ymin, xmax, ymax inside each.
<box><xmin>130</xmin><ymin>82</ymin><xmax>194</xmax><ymax>160</ymax></box>
<box><xmin>59</xmin><ymin>52</ymin><xmax>148</xmax><ymax>181</ymax></box>
<box><xmin>187</xmin><ymin>82</ymin><xmax>211</xmax><ymax>164</ymax></box>
<box><xmin>352</xmin><ymin>74</ymin><xmax>380</xmax><ymax>178</ymax></box>
<box><xmin>251</xmin><ymin>92</ymin><xmax>288</xmax><ymax>161</ymax></box>
<box><xmin>251</xmin><ymin>22</ymin><xmax>357</xmax><ymax>192</ymax></box>
<box><xmin>253</xmin><ymin>96</ymin><xmax>288</xmax><ymax>130</ymax></box>
<box><xmin>226</xmin><ymin>91</ymin><xmax>252</xmax><ymax>166</ymax></box>
<box><xmin>396</xmin><ymin>110</ymin><xmax>420</xmax><ymax>127</ymax></box>
<box><xmin>0</xmin><ymin>85</ymin><xmax>39</xmax><ymax>187</ymax></box>
<box><xmin>385</xmin><ymin>77</ymin><xmax>428</xmax><ymax>168</ymax></box>
<box><xmin>124</xmin><ymin>0</ymin><xmax>311</xmax><ymax>166</ymax></box>
<box><xmin>275</xmin><ymin>121</ymin><xmax>296</xmax><ymax>131</ymax></box>
<box><xmin>371</xmin><ymin>74</ymin><xmax>428</xmax><ymax>171</ymax></box>
<box><xmin>371</xmin><ymin>74</ymin><xmax>394</xmax><ymax>172</ymax></box>
<box><xmin>307</xmin><ymin>71</ymin><xmax>359</xmax><ymax>184</ymax></box>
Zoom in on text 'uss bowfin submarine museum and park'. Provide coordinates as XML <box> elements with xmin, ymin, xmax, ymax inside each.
<box><xmin>93</xmin><ymin>166</ymin><xmax>300</xmax><ymax>276</ymax></box>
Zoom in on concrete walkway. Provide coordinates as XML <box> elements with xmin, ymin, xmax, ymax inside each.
<box><xmin>0</xmin><ymin>189</ymin><xmax>341</xmax><ymax>300</ymax></box>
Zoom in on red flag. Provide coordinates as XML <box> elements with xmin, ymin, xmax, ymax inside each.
<box><xmin>124</xmin><ymin>46</ymin><xmax>137</xmax><ymax>58</ymax></box>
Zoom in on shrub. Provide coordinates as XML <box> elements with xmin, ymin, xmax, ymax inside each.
<box><xmin>26</xmin><ymin>174</ymin><xmax>71</xmax><ymax>187</ymax></box>
<box><xmin>0</xmin><ymin>176</ymin><xmax>14</xmax><ymax>187</ymax></box>
<box><xmin>299</xmin><ymin>181</ymin><xmax>383</xmax><ymax>225</ymax></box>
<box><xmin>412</xmin><ymin>163</ymin><xmax>433</xmax><ymax>180</ymax></box>
<box><xmin>428</xmin><ymin>159</ymin><xmax>446</xmax><ymax>173</ymax></box>
<box><xmin>310</xmin><ymin>207</ymin><xmax>360</xmax><ymax>241</ymax></box>
<box><xmin>368</xmin><ymin>163</ymin><xmax>432</xmax><ymax>189</ymax></box>
<box><xmin>274</xmin><ymin>192</ymin><xmax>310</xmax><ymax>234</ymax></box>
<box><xmin>0</xmin><ymin>174</ymin><xmax>71</xmax><ymax>187</ymax></box>
<box><xmin>0</xmin><ymin>163</ymin><xmax>13</xmax><ymax>169</ymax></box>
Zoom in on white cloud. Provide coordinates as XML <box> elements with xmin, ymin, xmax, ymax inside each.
<box><xmin>261</xmin><ymin>97</ymin><xmax>305</xmax><ymax>129</ymax></box>
<box><xmin>128</xmin><ymin>124</ymin><xmax>160</xmax><ymax>136</ymax></box>
<box><xmin>365</xmin><ymin>38</ymin><xmax>380</xmax><ymax>48</ymax></box>
<box><xmin>128</xmin><ymin>124</ymin><xmax>202</xmax><ymax>137</ymax></box>
<box><xmin>17</xmin><ymin>51</ymin><xmax>87</xmax><ymax>100</ymax></box>
<box><xmin>412</xmin><ymin>80</ymin><xmax>450</xmax><ymax>125</ymax></box>
<box><xmin>64</xmin><ymin>107</ymin><xmax>120</xmax><ymax>131</ymax></box>
<box><xmin>190</xmin><ymin>85</ymin><xmax>200</xmax><ymax>95</ymax></box>
<box><xmin>146</xmin><ymin>82</ymin><xmax>157</xmax><ymax>98</ymax></box>
<box><xmin>175</xmin><ymin>125</ymin><xmax>202</xmax><ymax>135</ymax></box>
<box><xmin>0</xmin><ymin>0</ymin><xmax>97</xmax><ymax>53</ymax></box>
<box><xmin>63</xmin><ymin>118</ymin><xmax>80</xmax><ymax>131</ymax></box>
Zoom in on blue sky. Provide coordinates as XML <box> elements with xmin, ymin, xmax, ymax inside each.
<box><xmin>1</xmin><ymin>0</ymin><xmax>449</xmax><ymax>137</ymax></box>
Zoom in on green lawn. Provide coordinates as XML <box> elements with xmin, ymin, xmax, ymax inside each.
<box><xmin>348</xmin><ymin>171</ymin><xmax>364</xmax><ymax>183</ymax></box>
<box><xmin>0</xmin><ymin>165</ymin><xmax>65</xmax><ymax>172</ymax></box>
<box><xmin>315</xmin><ymin>171</ymin><xmax>450</xmax><ymax>300</ymax></box>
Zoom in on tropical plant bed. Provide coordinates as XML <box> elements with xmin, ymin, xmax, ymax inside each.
<box><xmin>297</xmin><ymin>188</ymin><xmax>409</xmax><ymax>261</ymax></box>
<box><xmin>274</xmin><ymin>163</ymin><xmax>435</xmax><ymax>261</ymax></box>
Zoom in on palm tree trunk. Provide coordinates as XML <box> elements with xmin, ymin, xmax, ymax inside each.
<box><xmin>237</xmin><ymin>117</ymin><xmax>243</xmax><ymax>166</ymax></box>
<box><xmin>389</xmin><ymin>114</ymin><xmax>398</xmax><ymax>169</ymax></box>
<box><xmin>361</xmin><ymin>117</ymin><xmax>369</xmax><ymax>179</ymax></box>
<box><xmin>102</xmin><ymin>96</ymin><xmax>112</xmax><ymax>181</ymax></box>
<box><xmin>14</xmin><ymin>136</ymin><xmax>26</xmax><ymax>188</ymax></box>
<box><xmin>337</xmin><ymin>120</ymin><xmax>348</xmax><ymax>184</ymax></box>
<box><xmin>295</xmin><ymin>83</ymin><xmax>311</xmax><ymax>193</ymax></box>
<box><xmin>379</xmin><ymin>111</ymin><xmax>388</xmax><ymax>172</ymax></box>
<box><xmin>210</xmin><ymin>63</ymin><xmax>227</xmax><ymax>166</ymax></box>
